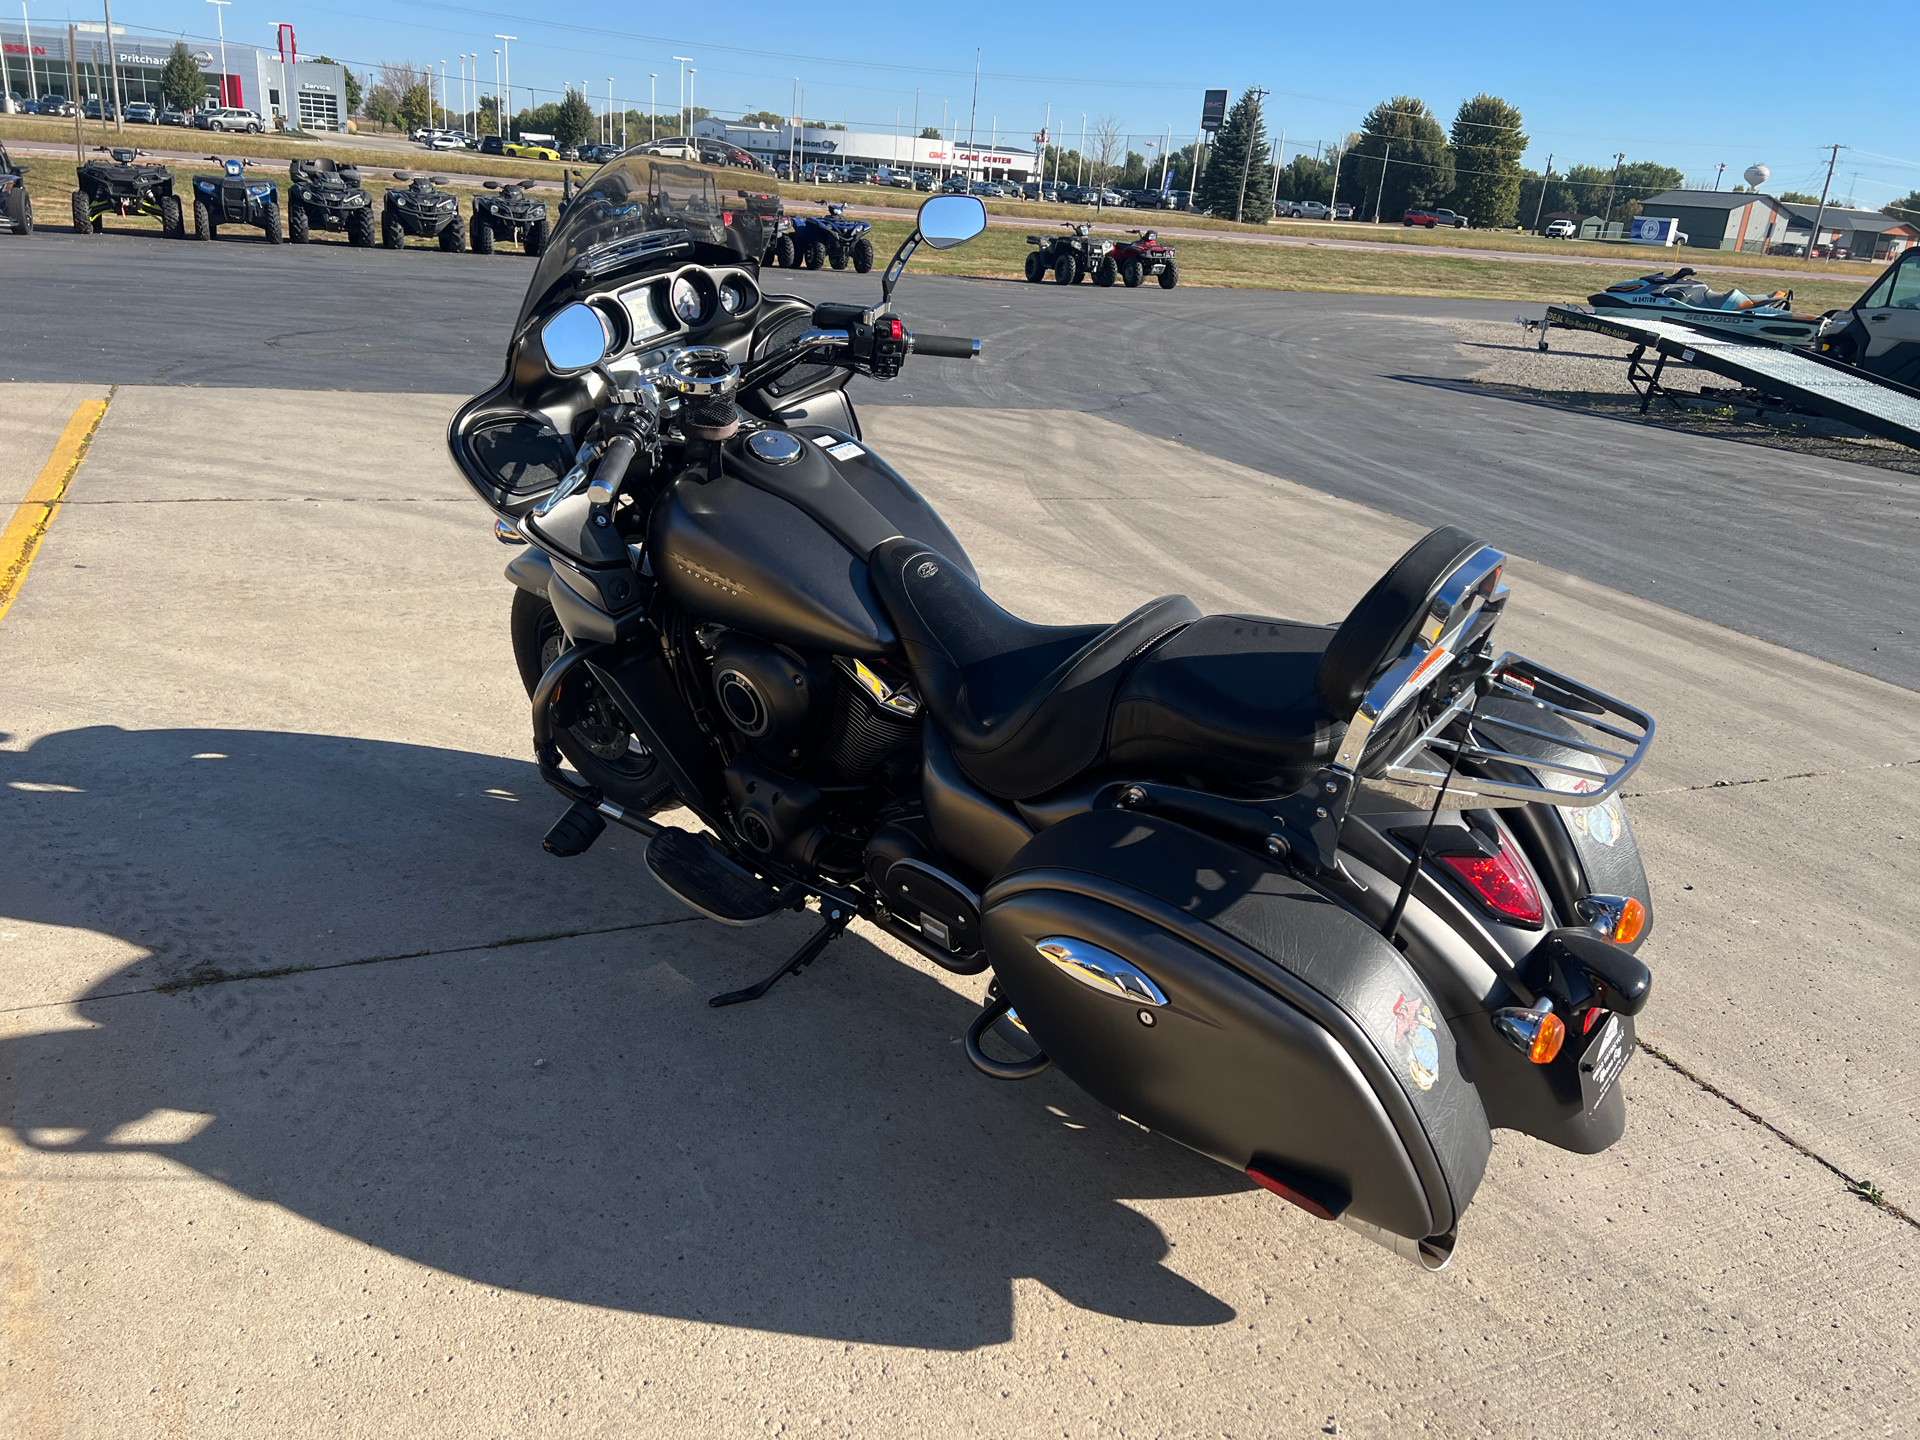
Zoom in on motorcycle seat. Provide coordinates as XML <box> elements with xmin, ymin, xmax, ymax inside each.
<box><xmin>868</xmin><ymin>536</ymin><xmax>1200</xmax><ymax>799</ymax></box>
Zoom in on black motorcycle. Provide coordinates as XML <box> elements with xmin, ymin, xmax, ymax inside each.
<box><xmin>449</xmin><ymin>180</ymin><xmax>1658</xmax><ymax>1269</ymax></box>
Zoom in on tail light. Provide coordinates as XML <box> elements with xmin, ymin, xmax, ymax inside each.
<box><xmin>1435</xmin><ymin>836</ymin><xmax>1544</xmax><ymax>925</ymax></box>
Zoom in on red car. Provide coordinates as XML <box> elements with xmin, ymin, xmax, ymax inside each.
<box><xmin>1403</xmin><ymin>206</ymin><xmax>1467</xmax><ymax>229</ymax></box>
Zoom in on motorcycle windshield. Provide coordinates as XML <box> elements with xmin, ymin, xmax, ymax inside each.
<box><xmin>515</xmin><ymin>158</ymin><xmax>763</xmax><ymax>337</ymax></box>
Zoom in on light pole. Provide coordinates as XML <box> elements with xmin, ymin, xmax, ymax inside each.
<box><xmin>437</xmin><ymin>61</ymin><xmax>446</xmax><ymax>130</ymax></box>
<box><xmin>491</xmin><ymin>50</ymin><xmax>500</xmax><ymax>137</ymax></box>
<box><xmin>673</xmin><ymin>56</ymin><xmax>689</xmax><ymax>140</ymax></box>
<box><xmin>606</xmin><ymin>78</ymin><xmax>612</xmax><ymax>146</ymax></box>
<box><xmin>205</xmin><ymin>0</ymin><xmax>230</xmax><ymax>109</ymax></box>
<box><xmin>494</xmin><ymin>34</ymin><xmax>514</xmax><ymax>140</ymax></box>
<box><xmin>1531</xmin><ymin>153</ymin><xmax>1553</xmax><ymax>232</ymax></box>
<box><xmin>1713</xmin><ymin>162</ymin><xmax>1726</xmax><ymax>191</ymax></box>
<box><xmin>688</xmin><ymin>68</ymin><xmax>696</xmax><ymax>140</ymax></box>
<box><xmin>1372</xmin><ymin>141</ymin><xmax>1390</xmax><ymax>223</ymax></box>
<box><xmin>649</xmin><ymin>74</ymin><xmax>656</xmax><ymax>142</ymax></box>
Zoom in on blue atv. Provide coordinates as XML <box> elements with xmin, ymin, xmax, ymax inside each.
<box><xmin>792</xmin><ymin>201</ymin><xmax>874</xmax><ymax>272</ymax></box>
<box><xmin>191</xmin><ymin>156</ymin><xmax>282</xmax><ymax>243</ymax></box>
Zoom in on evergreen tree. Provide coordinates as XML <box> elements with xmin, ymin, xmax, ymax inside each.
<box><xmin>159</xmin><ymin>42</ymin><xmax>205</xmax><ymax>112</ymax></box>
<box><xmin>1199</xmin><ymin>88</ymin><xmax>1273</xmax><ymax>221</ymax></box>
<box><xmin>554</xmin><ymin>88</ymin><xmax>594</xmax><ymax>149</ymax></box>
<box><xmin>1348</xmin><ymin>96</ymin><xmax>1451</xmax><ymax>221</ymax></box>
<box><xmin>1447</xmin><ymin>94</ymin><xmax>1526</xmax><ymax>228</ymax></box>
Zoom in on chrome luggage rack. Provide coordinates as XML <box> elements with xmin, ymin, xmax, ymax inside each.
<box><xmin>1375</xmin><ymin>653</ymin><xmax>1655</xmax><ymax>808</ymax></box>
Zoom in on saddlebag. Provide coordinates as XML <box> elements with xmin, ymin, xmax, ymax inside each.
<box><xmin>982</xmin><ymin>808</ymin><xmax>1492</xmax><ymax>1245</ymax></box>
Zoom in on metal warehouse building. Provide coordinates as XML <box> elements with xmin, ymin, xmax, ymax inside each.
<box><xmin>1636</xmin><ymin>190</ymin><xmax>1791</xmax><ymax>253</ymax></box>
<box><xmin>1</xmin><ymin>23</ymin><xmax>348</xmax><ymax>132</ymax></box>
<box><xmin>1781</xmin><ymin>204</ymin><xmax>1917</xmax><ymax>262</ymax></box>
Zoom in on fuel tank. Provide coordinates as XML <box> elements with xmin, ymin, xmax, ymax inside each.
<box><xmin>650</xmin><ymin>427</ymin><xmax>974</xmax><ymax>656</ymax></box>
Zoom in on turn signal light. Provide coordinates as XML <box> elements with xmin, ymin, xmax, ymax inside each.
<box><xmin>1612</xmin><ymin>897</ymin><xmax>1647</xmax><ymax>945</ymax></box>
<box><xmin>1436</xmin><ymin>843</ymin><xmax>1544</xmax><ymax>925</ymax></box>
<box><xmin>1493</xmin><ymin>997</ymin><xmax>1566</xmax><ymax>1064</ymax></box>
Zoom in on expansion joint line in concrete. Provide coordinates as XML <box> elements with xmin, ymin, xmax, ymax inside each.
<box><xmin>1626</xmin><ymin>756</ymin><xmax>1920</xmax><ymax>799</ymax></box>
<box><xmin>1636</xmin><ymin>1041</ymin><xmax>1918</xmax><ymax>1232</ymax></box>
<box><xmin>0</xmin><ymin>390</ymin><xmax>114</xmax><ymax>626</ymax></box>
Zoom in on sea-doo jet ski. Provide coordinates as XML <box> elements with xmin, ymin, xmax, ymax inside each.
<box><xmin>1588</xmin><ymin>267</ymin><xmax>1823</xmax><ymax>346</ymax></box>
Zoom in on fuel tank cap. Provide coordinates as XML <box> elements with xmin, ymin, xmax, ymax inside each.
<box><xmin>745</xmin><ymin>430</ymin><xmax>804</xmax><ymax>466</ymax></box>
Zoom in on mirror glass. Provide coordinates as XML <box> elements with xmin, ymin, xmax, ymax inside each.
<box><xmin>539</xmin><ymin>303</ymin><xmax>612</xmax><ymax>373</ymax></box>
<box><xmin>917</xmin><ymin>194</ymin><xmax>987</xmax><ymax>250</ymax></box>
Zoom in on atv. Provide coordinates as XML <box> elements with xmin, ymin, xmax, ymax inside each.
<box><xmin>382</xmin><ymin>172</ymin><xmax>465</xmax><ymax>252</ymax></box>
<box><xmin>72</xmin><ymin>146</ymin><xmax>183</xmax><ymax>237</ymax></box>
<box><xmin>1025</xmin><ymin>222</ymin><xmax>1112</xmax><ymax>285</ymax></box>
<box><xmin>792</xmin><ymin>201</ymin><xmax>874</xmax><ymax>271</ymax></box>
<box><xmin>286</xmin><ymin>158</ymin><xmax>376</xmax><ymax>247</ymax></box>
<box><xmin>470</xmin><ymin>178</ymin><xmax>548</xmax><ymax>256</ymax></box>
<box><xmin>741</xmin><ymin>189</ymin><xmax>795</xmax><ymax>267</ymax></box>
<box><xmin>1</xmin><ymin>142</ymin><xmax>32</xmax><ymax>235</ymax></box>
<box><xmin>1095</xmin><ymin>228</ymin><xmax>1179</xmax><ymax>289</ymax></box>
<box><xmin>190</xmin><ymin>157</ymin><xmax>281</xmax><ymax>243</ymax></box>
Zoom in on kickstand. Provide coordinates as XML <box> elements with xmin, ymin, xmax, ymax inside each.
<box><xmin>709</xmin><ymin>905</ymin><xmax>854</xmax><ymax>1008</ymax></box>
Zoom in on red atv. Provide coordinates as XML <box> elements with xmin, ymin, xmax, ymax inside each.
<box><xmin>1094</xmin><ymin>228</ymin><xmax>1179</xmax><ymax>289</ymax></box>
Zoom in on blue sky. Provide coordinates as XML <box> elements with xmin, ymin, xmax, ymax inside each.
<box><xmin>19</xmin><ymin>0</ymin><xmax>1920</xmax><ymax>205</ymax></box>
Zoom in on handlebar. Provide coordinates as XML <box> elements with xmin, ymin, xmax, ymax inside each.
<box><xmin>910</xmin><ymin>333</ymin><xmax>982</xmax><ymax>360</ymax></box>
<box><xmin>588</xmin><ymin>434</ymin><xmax>638</xmax><ymax>505</ymax></box>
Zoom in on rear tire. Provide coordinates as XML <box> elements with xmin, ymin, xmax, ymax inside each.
<box><xmin>262</xmin><ymin>203</ymin><xmax>283</xmax><ymax>244</ymax></box>
<box><xmin>72</xmin><ymin>191</ymin><xmax>90</xmax><ymax>234</ymax></box>
<box><xmin>804</xmin><ymin>239</ymin><xmax>826</xmax><ymax>269</ymax></box>
<box><xmin>160</xmin><ymin>194</ymin><xmax>182</xmax><ymax>237</ymax></box>
<box><xmin>470</xmin><ymin>212</ymin><xmax>494</xmax><ymax>253</ymax></box>
<box><xmin>193</xmin><ymin>197</ymin><xmax>212</xmax><ymax>240</ymax></box>
<box><xmin>1094</xmin><ymin>256</ymin><xmax>1117</xmax><ymax>287</ymax></box>
<box><xmin>1158</xmin><ymin>261</ymin><xmax>1179</xmax><ymax>289</ymax></box>
<box><xmin>382</xmin><ymin>211</ymin><xmax>404</xmax><ymax>248</ymax></box>
<box><xmin>1121</xmin><ymin>257</ymin><xmax>1143</xmax><ymax>288</ymax></box>
<box><xmin>347</xmin><ymin>208</ymin><xmax>376</xmax><ymax>247</ymax></box>
<box><xmin>6</xmin><ymin>187</ymin><xmax>31</xmax><ymax>234</ymax></box>
<box><xmin>510</xmin><ymin>588</ymin><xmax>672</xmax><ymax>814</ymax></box>
<box><xmin>525</xmin><ymin>218</ymin><xmax>549</xmax><ymax>256</ymax></box>
<box><xmin>288</xmin><ymin>202</ymin><xmax>309</xmax><ymax>243</ymax></box>
<box><xmin>773</xmin><ymin>233</ymin><xmax>795</xmax><ymax>268</ymax></box>
<box><xmin>1053</xmin><ymin>254</ymin><xmax>1075</xmax><ymax>284</ymax></box>
<box><xmin>851</xmin><ymin>236</ymin><xmax>874</xmax><ymax>272</ymax></box>
<box><xmin>1024</xmin><ymin>250</ymin><xmax>1045</xmax><ymax>282</ymax></box>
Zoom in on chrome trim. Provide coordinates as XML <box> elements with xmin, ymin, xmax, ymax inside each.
<box><xmin>663</xmin><ymin>345</ymin><xmax>740</xmax><ymax>397</ymax></box>
<box><xmin>493</xmin><ymin>516</ymin><xmax>527</xmax><ymax>545</ymax></box>
<box><xmin>533</xmin><ymin>440</ymin><xmax>601</xmax><ymax>517</ymax></box>
<box><xmin>574</xmin><ymin>228</ymin><xmax>693</xmax><ymax>278</ymax></box>
<box><xmin>1035</xmin><ymin>937</ymin><xmax>1168</xmax><ymax>1007</ymax></box>
<box><xmin>1576</xmin><ymin>894</ymin><xmax>1632</xmax><ymax>936</ymax></box>
<box><xmin>795</xmin><ymin>327</ymin><xmax>851</xmax><ymax>350</ymax></box>
<box><xmin>746</xmin><ymin>429</ymin><xmax>805</xmax><ymax>465</ymax></box>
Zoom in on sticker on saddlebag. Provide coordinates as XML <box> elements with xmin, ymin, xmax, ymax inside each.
<box><xmin>1389</xmin><ymin>992</ymin><xmax>1441</xmax><ymax>1091</ymax></box>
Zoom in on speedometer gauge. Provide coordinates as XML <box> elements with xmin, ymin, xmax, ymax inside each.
<box><xmin>671</xmin><ymin>276</ymin><xmax>703</xmax><ymax>323</ymax></box>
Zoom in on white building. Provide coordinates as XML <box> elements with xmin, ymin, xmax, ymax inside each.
<box><xmin>693</xmin><ymin>118</ymin><xmax>1035</xmax><ymax>181</ymax></box>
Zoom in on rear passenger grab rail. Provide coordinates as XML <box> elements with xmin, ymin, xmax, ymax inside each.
<box><xmin>1377</xmin><ymin>653</ymin><xmax>1655</xmax><ymax>807</ymax></box>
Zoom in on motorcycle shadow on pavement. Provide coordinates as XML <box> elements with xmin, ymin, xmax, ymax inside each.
<box><xmin>1</xmin><ymin>725</ymin><xmax>1242</xmax><ymax>1349</ymax></box>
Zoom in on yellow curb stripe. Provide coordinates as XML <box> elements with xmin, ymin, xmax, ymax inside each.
<box><xmin>0</xmin><ymin>395</ymin><xmax>111</xmax><ymax>627</ymax></box>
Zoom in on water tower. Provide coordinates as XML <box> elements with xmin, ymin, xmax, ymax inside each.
<box><xmin>1743</xmin><ymin>164</ymin><xmax>1770</xmax><ymax>192</ymax></box>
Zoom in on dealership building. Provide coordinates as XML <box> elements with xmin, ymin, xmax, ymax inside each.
<box><xmin>693</xmin><ymin>117</ymin><xmax>1037</xmax><ymax>181</ymax></box>
<box><xmin>1</xmin><ymin>23</ymin><xmax>349</xmax><ymax>131</ymax></box>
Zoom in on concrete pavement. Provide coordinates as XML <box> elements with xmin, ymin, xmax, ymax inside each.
<box><xmin>2</xmin><ymin>384</ymin><xmax>1914</xmax><ymax>1437</ymax></box>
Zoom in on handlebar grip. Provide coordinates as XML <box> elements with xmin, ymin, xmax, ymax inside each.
<box><xmin>911</xmin><ymin>333</ymin><xmax>982</xmax><ymax>360</ymax></box>
<box><xmin>589</xmin><ymin>434</ymin><xmax>637</xmax><ymax>500</ymax></box>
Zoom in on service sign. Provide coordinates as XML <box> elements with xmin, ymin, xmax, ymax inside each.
<box><xmin>1200</xmin><ymin>89</ymin><xmax>1228</xmax><ymax>132</ymax></box>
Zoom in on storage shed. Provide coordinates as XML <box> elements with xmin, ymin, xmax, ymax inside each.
<box><xmin>1635</xmin><ymin>191</ymin><xmax>1791</xmax><ymax>253</ymax></box>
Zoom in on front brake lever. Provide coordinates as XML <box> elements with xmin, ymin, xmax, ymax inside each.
<box><xmin>735</xmin><ymin>328</ymin><xmax>852</xmax><ymax>394</ymax></box>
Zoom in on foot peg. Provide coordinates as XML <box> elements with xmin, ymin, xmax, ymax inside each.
<box><xmin>645</xmin><ymin>826</ymin><xmax>787</xmax><ymax>926</ymax></box>
<box><xmin>543</xmin><ymin>800</ymin><xmax>607</xmax><ymax>857</ymax></box>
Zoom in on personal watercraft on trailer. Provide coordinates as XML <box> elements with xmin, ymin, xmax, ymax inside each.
<box><xmin>1588</xmin><ymin>267</ymin><xmax>1822</xmax><ymax>346</ymax></box>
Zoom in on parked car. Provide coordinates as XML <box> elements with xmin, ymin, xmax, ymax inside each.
<box><xmin>123</xmin><ymin>101</ymin><xmax>157</xmax><ymax>124</ymax></box>
<box><xmin>912</xmin><ymin>171</ymin><xmax>936</xmax><ymax>191</ymax></box>
<box><xmin>697</xmin><ymin>139</ymin><xmax>763</xmax><ymax>170</ymax></box>
<box><xmin>638</xmin><ymin>139</ymin><xmax>698</xmax><ymax>162</ymax></box>
<box><xmin>1544</xmin><ymin>218</ymin><xmax>1577</xmax><ymax>239</ymax></box>
<box><xmin>38</xmin><ymin>94</ymin><xmax>76</xmax><ymax>117</ymax></box>
<box><xmin>887</xmin><ymin>170</ymin><xmax>917</xmax><ymax>189</ymax></box>
<box><xmin>941</xmin><ymin>174</ymin><xmax>970</xmax><ymax>193</ymax></box>
<box><xmin>159</xmin><ymin>107</ymin><xmax>189</xmax><ymax>127</ymax></box>
<box><xmin>196</xmin><ymin>106</ymin><xmax>264</xmax><ymax>133</ymax></box>
<box><xmin>81</xmin><ymin>98</ymin><xmax>117</xmax><ymax>121</ymax></box>
<box><xmin>1</xmin><ymin>92</ymin><xmax>24</xmax><ymax>115</ymax></box>
<box><xmin>421</xmin><ymin>130</ymin><xmax>465</xmax><ymax>151</ymax></box>
<box><xmin>1402</xmin><ymin>205</ymin><xmax>1467</xmax><ymax>228</ymax></box>
<box><xmin>1283</xmin><ymin>200</ymin><xmax>1329</xmax><ymax>220</ymax></box>
<box><xmin>1331</xmin><ymin>201</ymin><xmax>1354</xmax><ymax>220</ymax></box>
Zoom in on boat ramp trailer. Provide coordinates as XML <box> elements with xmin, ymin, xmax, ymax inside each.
<box><xmin>1539</xmin><ymin>304</ymin><xmax>1920</xmax><ymax>452</ymax></box>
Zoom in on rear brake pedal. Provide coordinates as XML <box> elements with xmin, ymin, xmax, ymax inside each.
<box><xmin>645</xmin><ymin>826</ymin><xmax>787</xmax><ymax>926</ymax></box>
<box><xmin>543</xmin><ymin>800</ymin><xmax>607</xmax><ymax>857</ymax></box>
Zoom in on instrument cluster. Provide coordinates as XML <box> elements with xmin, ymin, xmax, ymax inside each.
<box><xmin>616</xmin><ymin>264</ymin><xmax>760</xmax><ymax>350</ymax></box>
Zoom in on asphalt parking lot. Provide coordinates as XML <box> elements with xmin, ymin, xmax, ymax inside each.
<box><xmin>2</xmin><ymin>227</ymin><xmax>1915</xmax><ymax>1437</ymax></box>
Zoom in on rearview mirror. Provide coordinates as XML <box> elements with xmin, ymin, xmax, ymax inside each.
<box><xmin>538</xmin><ymin>303</ymin><xmax>612</xmax><ymax>374</ymax></box>
<box><xmin>917</xmin><ymin>194</ymin><xmax>986</xmax><ymax>249</ymax></box>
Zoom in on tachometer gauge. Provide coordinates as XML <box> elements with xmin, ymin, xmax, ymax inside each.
<box><xmin>671</xmin><ymin>276</ymin><xmax>703</xmax><ymax>324</ymax></box>
<box><xmin>718</xmin><ymin>282</ymin><xmax>741</xmax><ymax>315</ymax></box>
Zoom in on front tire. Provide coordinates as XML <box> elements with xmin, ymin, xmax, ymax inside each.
<box><xmin>262</xmin><ymin>203</ymin><xmax>283</xmax><ymax>244</ymax></box>
<box><xmin>525</xmin><ymin>218</ymin><xmax>549</xmax><ymax>256</ymax></box>
<box><xmin>6</xmin><ymin>187</ymin><xmax>31</xmax><ymax>234</ymax></box>
<box><xmin>382</xmin><ymin>211</ymin><xmax>404</xmax><ymax>248</ymax></box>
<box><xmin>1053</xmin><ymin>254</ymin><xmax>1075</xmax><ymax>284</ymax></box>
<box><xmin>193</xmin><ymin>197</ymin><xmax>212</xmax><ymax>240</ymax></box>
<box><xmin>1122</xmin><ymin>257</ymin><xmax>1143</xmax><ymax>287</ymax></box>
<box><xmin>470</xmin><ymin>211</ymin><xmax>494</xmax><ymax>254</ymax></box>
<box><xmin>71</xmin><ymin>191</ymin><xmax>90</xmax><ymax>234</ymax></box>
<box><xmin>510</xmin><ymin>588</ymin><xmax>672</xmax><ymax>814</ymax></box>
<box><xmin>440</xmin><ymin>215</ymin><xmax>466</xmax><ymax>252</ymax></box>
<box><xmin>1094</xmin><ymin>256</ymin><xmax>1117</xmax><ymax>287</ymax></box>
<box><xmin>288</xmin><ymin>202</ymin><xmax>309</xmax><ymax>243</ymax></box>
<box><xmin>773</xmin><ymin>233</ymin><xmax>795</xmax><ymax>268</ymax></box>
<box><xmin>829</xmin><ymin>241</ymin><xmax>848</xmax><ymax>269</ymax></box>
<box><xmin>851</xmin><ymin>236</ymin><xmax>874</xmax><ymax>272</ymax></box>
<box><xmin>1158</xmin><ymin>261</ymin><xmax>1179</xmax><ymax>288</ymax></box>
<box><xmin>804</xmin><ymin>239</ymin><xmax>826</xmax><ymax>269</ymax></box>
<box><xmin>348</xmin><ymin>208</ymin><xmax>376</xmax><ymax>247</ymax></box>
<box><xmin>160</xmin><ymin>194</ymin><xmax>182</xmax><ymax>237</ymax></box>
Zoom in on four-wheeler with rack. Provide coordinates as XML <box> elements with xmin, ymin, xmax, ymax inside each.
<box><xmin>1095</xmin><ymin>228</ymin><xmax>1179</xmax><ymax>289</ymax></box>
<box><xmin>1</xmin><ymin>141</ymin><xmax>32</xmax><ymax>234</ymax></box>
<box><xmin>471</xmin><ymin>178</ymin><xmax>549</xmax><ymax>256</ymax></box>
<box><xmin>73</xmin><ymin>146</ymin><xmax>184</xmax><ymax>237</ymax></box>
<box><xmin>286</xmin><ymin>158</ymin><xmax>375</xmax><ymax>247</ymax></box>
<box><xmin>742</xmin><ymin>190</ymin><xmax>795</xmax><ymax>267</ymax></box>
<box><xmin>190</xmin><ymin>157</ymin><xmax>281</xmax><ymax>243</ymax></box>
<box><xmin>792</xmin><ymin>201</ymin><xmax>875</xmax><ymax>271</ymax></box>
<box><xmin>382</xmin><ymin>171</ymin><xmax>465</xmax><ymax>252</ymax></box>
<box><xmin>1025</xmin><ymin>222</ymin><xmax>1112</xmax><ymax>284</ymax></box>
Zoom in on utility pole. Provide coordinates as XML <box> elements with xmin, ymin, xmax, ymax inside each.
<box><xmin>494</xmin><ymin>35</ymin><xmax>514</xmax><ymax>140</ymax></box>
<box><xmin>1269</xmin><ymin>127</ymin><xmax>1284</xmax><ymax>209</ymax></box>
<box><xmin>607</xmin><ymin>78</ymin><xmax>613</xmax><ymax>146</ymax></box>
<box><xmin>1531</xmin><ymin>153</ymin><xmax>1553</xmax><ymax>232</ymax></box>
<box><xmin>1809</xmin><ymin>143</ymin><xmax>1843</xmax><ymax>263</ymax></box>
<box><xmin>1372</xmin><ymin>141</ymin><xmax>1390</xmax><ymax>223</ymax></box>
<box><xmin>1603</xmin><ymin>152</ymin><xmax>1625</xmax><ymax>224</ymax></box>
<box><xmin>1233</xmin><ymin>89</ymin><xmax>1269</xmax><ymax>223</ymax></box>
<box><xmin>1328</xmin><ymin>142</ymin><xmax>1342</xmax><ymax>211</ymax></box>
<box><xmin>688</xmin><ymin>68</ymin><xmax>695</xmax><ymax>138</ymax></box>
<box><xmin>103</xmin><ymin>0</ymin><xmax>122</xmax><ymax>131</ymax></box>
<box><xmin>1713</xmin><ymin>162</ymin><xmax>1725</xmax><ymax>191</ymax></box>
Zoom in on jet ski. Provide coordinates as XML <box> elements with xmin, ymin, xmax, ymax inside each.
<box><xmin>1587</xmin><ymin>267</ymin><xmax>1824</xmax><ymax>346</ymax></box>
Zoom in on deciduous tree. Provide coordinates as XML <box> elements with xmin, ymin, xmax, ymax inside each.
<box><xmin>1447</xmin><ymin>94</ymin><xmax>1526</xmax><ymax>228</ymax></box>
<box><xmin>1349</xmin><ymin>96</ymin><xmax>1450</xmax><ymax>220</ymax></box>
